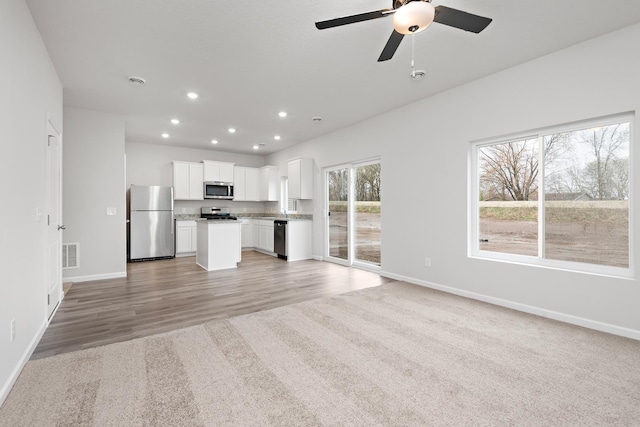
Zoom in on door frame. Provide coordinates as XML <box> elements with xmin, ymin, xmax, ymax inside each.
<box><xmin>324</xmin><ymin>158</ymin><xmax>381</xmax><ymax>271</ymax></box>
<box><xmin>46</xmin><ymin>118</ymin><xmax>63</xmax><ymax>321</ymax></box>
<box><xmin>324</xmin><ymin>164</ymin><xmax>352</xmax><ymax>267</ymax></box>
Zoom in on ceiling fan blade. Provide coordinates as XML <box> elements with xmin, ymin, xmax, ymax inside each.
<box><xmin>433</xmin><ymin>6</ymin><xmax>492</xmax><ymax>33</ymax></box>
<box><xmin>378</xmin><ymin>30</ymin><xmax>404</xmax><ymax>62</ymax></box>
<box><xmin>315</xmin><ymin>9</ymin><xmax>392</xmax><ymax>30</ymax></box>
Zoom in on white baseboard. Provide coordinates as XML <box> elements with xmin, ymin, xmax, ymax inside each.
<box><xmin>380</xmin><ymin>270</ymin><xmax>640</xmax><ymax>341</ymax></box>
<box><xmin>63</xmin><ymin>271</ymin><xmax>126</xmax><ymax>283</ymax></box>
<box><xmin>0</xmin><ymin>319</ymin><xmax>47</xmax><ymax>406</ymax></box>
<box><xmin>311</xmin><ymin>255</ymin><xmax>323</xmax><ymax>261</ymax></box>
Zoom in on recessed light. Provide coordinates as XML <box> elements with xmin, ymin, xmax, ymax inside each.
<box><xmin>187</xmin><ymin>92</ymin><xmax>198</xmax><ymax>99</ymax></box>
<box><xmin>274</xmin><ymin>135</ymin><xmax>281</xmax><ymax>141</ymax></box>
<box><xmin>228</xmin><ymin>128</ymin><xmax>236</xmax><ymax>134</ymax></box>
<box><xmin>161</xmin><ymin>133</ymin><xmax>169</xmax><ymax>138</ymax></box>
<box><xmin>278</xmin><ymin>111</ymin><xmax>287</xmax><ymax>118</ymax></box>
<box><xmin>171</xmin><ymin>119</ymin><xmax>180</xmax><ymax>125</ymax></box>
<box><xmin>253</xmin><ymin>145</ymin><xmax>259</xmax><ymax>150</ymax></box>
<box><xmin>211</xmin><ymin>139</ymin><xmax>218</xmax><ymax>145</ymax></box>
<box><xmin>312</xmin><ymin>116</ymin><xmax>323</xmax><ymax>123</ymax></box>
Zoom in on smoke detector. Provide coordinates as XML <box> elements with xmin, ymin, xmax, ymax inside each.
<box><xmin>410</xmin><ymin>70</ymin><xmax>426</xmax><ymax>81</ymax></box>
<box><xmin>128</xmin><ymin>76</ymin><xmax>146</xmax><ymax>86</ymax></box>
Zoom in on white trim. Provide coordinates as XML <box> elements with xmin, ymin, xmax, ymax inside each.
<box><xmin>0</xmin><ymin>320</ymin><xmax>47</xmax><ymax>406</ymax></box>
<box><xmin>353</xmin><ymin>261</ymin><xmax>381</xmax><ymax>273</ymax></box>
<box><xmin>64</xmin><ymin>271</ymin><xmax>127</xmax><ymax>283</ymax></box>
<box><xmin>311</xmin><ymin>255</ymin><xmax>323</xmax><ymax>261</ymax></box>
<box><xmin>380</xmin><ymin>270</ymin><xmax>640</xmax><ymax>341</ymax></box>
<box><xmin>175</xmin><ymin>252</ymin><xmax>196</xmax><ymax>258</ymax></box>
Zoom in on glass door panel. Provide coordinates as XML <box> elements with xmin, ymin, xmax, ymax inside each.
<box><xmin>354</xmin><ymin>164</ymin><xmax>381</xmax><ymax>265</ymax></box>
<box><xmin>327</xmin><ymin>168</ymin><xmax>349</xmax><ymax>261</ymax></box>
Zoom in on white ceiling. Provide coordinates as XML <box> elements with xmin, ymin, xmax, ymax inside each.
<box><xmin>26</xmin><ymin>0</ymin><xmax>640</xmax><ymax>155</ymax></box>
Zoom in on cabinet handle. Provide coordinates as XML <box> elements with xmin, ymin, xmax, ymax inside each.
<box><xmin>58</xmin><ymin>225</ymin><xmax>66</xmax><ymax>230</ymax></box>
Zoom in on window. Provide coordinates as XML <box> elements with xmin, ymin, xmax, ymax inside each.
<box><xmin>280</xmin><ymin>178</ymin><xmax>298</xmax><ymax>214</ymax></box>
<box><xmin>471</xmin><ymin>114</ymin><xmax>632</xmax><ymax>276</ymax></box>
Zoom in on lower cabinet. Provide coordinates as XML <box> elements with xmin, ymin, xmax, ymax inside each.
<box><xmin>239</xmin><ymin>218</ymin><xmax>315</xmax><ymax>258</ymax></box>
<box><xmin>239</xmin><ymin>219</ymin><xmax>274</xmax><ymax>253</ymax></box>
<box><xmin>240</xmin><ymin>219</ymin><xmax>254</xmax><ymax>248</ymax></box>
<box><xmin>176</xmin><ymin>220</ymin><xmax>197</xmax><ymax>255</ymax></box>
<box><xmin>257</xmin><ymin>220</ymin><xmax>274</xmax><ymax>253</ymax></box>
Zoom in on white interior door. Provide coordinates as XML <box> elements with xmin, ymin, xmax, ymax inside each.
<box><xmin>46</xmin><ymin>121</ymin><xmax>62</xmax><ymax>320</ymax></box>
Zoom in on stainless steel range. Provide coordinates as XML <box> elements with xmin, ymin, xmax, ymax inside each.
<box><xmin>200</xmin><ymin>207</ymin><xmax>237</xmax><ymax>220</ymax></box>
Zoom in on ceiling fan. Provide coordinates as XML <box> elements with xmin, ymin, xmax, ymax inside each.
<box><xmin>315</xmin><ymin>0</ymin><xmax>492</xmax><ymax>62</ymax></box>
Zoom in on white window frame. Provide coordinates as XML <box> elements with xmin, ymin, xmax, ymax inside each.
<box><xmin>469</xmin><ymin>113</ymin><xmax>635</xmax><ymax>279</ymax></box>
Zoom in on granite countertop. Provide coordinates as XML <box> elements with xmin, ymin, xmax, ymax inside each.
<box><xmin>175</xmin><ymin>213</ymin><xmax>312</xmax><ymax>221</ymax></box>
<box><xmin>195</xmin><ymin>218</ymin><xmax>241</xmax><ymax>224</ymax></box>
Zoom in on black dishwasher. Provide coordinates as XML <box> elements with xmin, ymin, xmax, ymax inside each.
<box><xmin>274</xmin><ymin>220</ymin><xmax>287</xmax><ymax>260</ymax></box>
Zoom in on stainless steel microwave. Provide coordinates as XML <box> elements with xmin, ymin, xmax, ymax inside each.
<box><xmin>204</xmin><ymin>181</ymin><xmax>234</xmax><ymax>200</ymax></box>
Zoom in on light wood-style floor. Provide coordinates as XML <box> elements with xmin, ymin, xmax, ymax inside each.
<box><xmin>32</xmin><ymin>251</ymin><xmax>395</xmax><ymax>359</ymax></box>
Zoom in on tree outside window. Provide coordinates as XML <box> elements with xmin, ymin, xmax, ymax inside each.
<box><xmin>475</xmin><ymin>117</ymin><xmax>630</xmax><ymax>270</ymax></box>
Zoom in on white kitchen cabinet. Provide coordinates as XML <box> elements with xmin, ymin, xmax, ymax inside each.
<box><xmin>259</xmin><ymin>165</ymin><xmax>279</xmax><ymax>201</ymax></box>
<box><xmin>239</xmin><ymin>219</ymin><xmax>254</xmax><ymax>248</ymax></box>
<box><xmin>285</xmin><ymin>220</ymin><xmax>312</xmax><ymax>262</ymax></box>
<box><xmin>256</xmin><ymin>219</ymin><xmax>274</xmax><ymax>253</ymax></box>
<box><xmin>172</xmin><ymin>161</ymin><xmax>204</xmax><ymax>200</ymax></box>
<box><xmin>196</xmin><ymin>221</ymin><xmax>241</xmax><ymax>271</ymax></box>
<box><xmin>233</xmin><ymin>167</ymin><xmax>259</xmax><ymax>201</ymax></box>
<box><xmin>287</xmin><ymin>158</ymin><xmax>313</xmax><ymax>199</ymax></box>
<box><xmin>245</xmin><ymin>168</ymin><xmax>259</xmax><ymax>201</ymax></box>
<box><xmin>176</xmin><ymin>220</ymin><xmax>197</xmax><ymax>255</ymax></box>
<box><xmin>203</xmin><ymin>160</ymin><xmax>235</xmax><ymax>183</ymax></box>
<box><xmin>233</xmin><ymin>167</ymin><xmax>247</xmax><ymax>200</ymax></box>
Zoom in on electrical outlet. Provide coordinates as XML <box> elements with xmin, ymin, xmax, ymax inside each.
<box><xmin>424</xmin><ymin>258</ymin><xmax>431</xmax><ymax>268</ymax></box>
<box><xmin>10</xmin><ymin>319</ymin><xmax>15</xmax><ymax>342</ymax></box>
<box><xmin>106</xmin><ymin>207</ymin><xmax>117</xmax><ymax>216</ymax></box>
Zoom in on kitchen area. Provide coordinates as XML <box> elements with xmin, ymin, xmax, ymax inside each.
<box><xmin>127</xmin><ymin>156</ymin><xmax>314</xmax><ymax>271</ymax></box>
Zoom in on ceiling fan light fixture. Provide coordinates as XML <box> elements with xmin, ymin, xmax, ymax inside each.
<box><xmin>392</xmin><ymin>1</ymin><xmax>435</xmax><ymax>35</ymax></box>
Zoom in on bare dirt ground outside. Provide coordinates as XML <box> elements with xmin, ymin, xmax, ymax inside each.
<box><xmin>329</xmin><ymin>212</ymin><xmax>380</xmax><ymax>264</ymax></box>
<box><xmin>479</xmin><ymin>201</ymin><xmax>629</xmax><ymax>268</ymax></box>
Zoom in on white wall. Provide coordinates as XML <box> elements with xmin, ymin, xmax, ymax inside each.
<box><xmin>0</xmin><ymin>0</ymin><xmax>63</xmax><ymax>403</ymax></box>
<box><xmin>266</xmin><ymin>23</ymin><xmax>640</xmax><ymax>337</ymax></box>
<box><xmin>125</xmin><ymin>141</ymin><xmax>270</xmax><ymax>213</ymax></box>
<box><xmin>63</xmin><ymin>108</ymin><xmax>126</xmax><ymax>282</ymax></box>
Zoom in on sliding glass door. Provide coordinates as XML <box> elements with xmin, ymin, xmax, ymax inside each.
<box><xmin>327</xmin><ymin>167</ymin><xmax>349</xmax><ymax>263</ymax></box>
<box><xmin>325</xmin><ymin>161</ymin><xmax>381</xmax><ymax>269</ymax></box>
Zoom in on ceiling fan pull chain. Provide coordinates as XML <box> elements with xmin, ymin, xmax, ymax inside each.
<box><xmin>411</xmin><ymin>35</ymin><xmax>416</xmax><ymax>78</ymax></box>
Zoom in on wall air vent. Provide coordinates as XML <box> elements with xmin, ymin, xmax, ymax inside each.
<box><xmin>62</xmin><ymin>243</ymin><xmax>79</xmax><ymax>269</ymax></box>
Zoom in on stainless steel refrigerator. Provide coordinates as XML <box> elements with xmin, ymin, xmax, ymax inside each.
<box><xmin>129</xmin><ymin>185</ymin><xmax>175</xmax><ymax>261</ymax></box>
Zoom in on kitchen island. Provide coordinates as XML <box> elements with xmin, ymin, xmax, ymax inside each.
<box><xmin>195</xmin><ymin>219</ymin><xmax>241</xmax><ymax>271</ymax></box>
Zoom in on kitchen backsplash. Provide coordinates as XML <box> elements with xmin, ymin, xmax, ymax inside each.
<box><xmin>174</xmin><ymin>200</ymin><xmax>313</xmax><ymax>220</ymax></box>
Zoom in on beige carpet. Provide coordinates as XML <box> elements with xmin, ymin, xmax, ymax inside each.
<box><xmin>2</xmin><ymin>282</ymin><xmax>639</xmax><ymax>426</ymax></box>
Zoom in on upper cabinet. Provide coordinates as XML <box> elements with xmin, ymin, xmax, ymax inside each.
<box><xmin>288</xmin><ymin>158</ymin><xmax>313</xmax><ymax>199</ymax></box>
<box><xmin>203</xmin><ymin>160</ymin><xmax>234</xmax><ymax>183</ymax></box>
<box><xmin>172</xmin><ymin>161</ymin><xmax>204</xmax><ymax>200</ymax></box>
<box><xmin>259</xmin><ymin>166</ymin><xmax>279</xmax><ymax>202</ymax></box>
<box><xmin>234</xmin><ymin>166</ymin><xmax>259</xmax><ymax>202</ymax></box>
<box><xmin>234</xmin><ymin>165</ymin><xmax>278</xmax><ymax>201</ymax></box>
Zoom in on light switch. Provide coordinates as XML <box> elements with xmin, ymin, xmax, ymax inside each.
<box><xmin>106</xmin><ymin>207</ymin><xmax>117</xmax><ymax>216</ymax></box>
